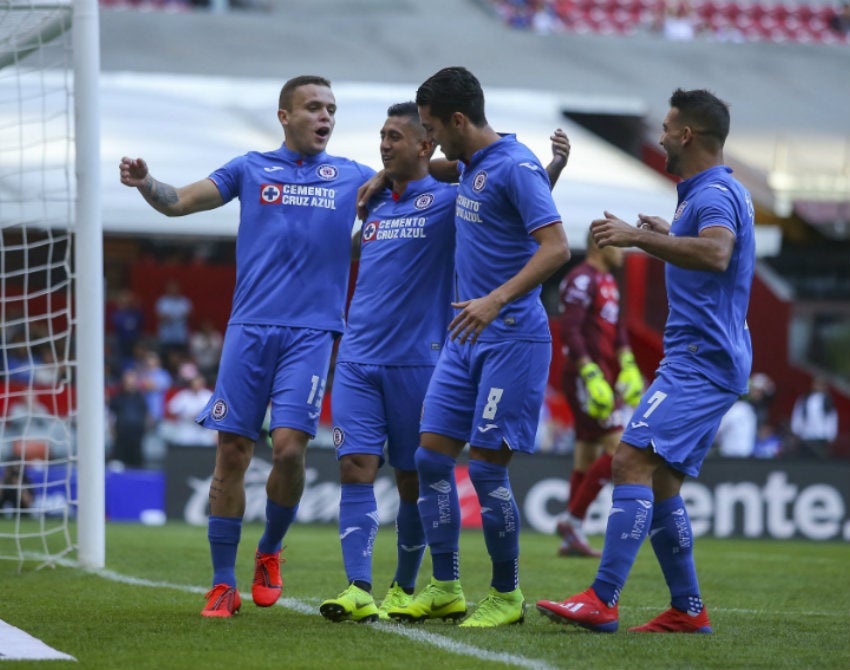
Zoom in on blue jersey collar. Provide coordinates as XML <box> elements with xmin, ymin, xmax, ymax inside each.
<box><xmin>677</xmin><ymin>165</ymin><xmax>732</xmax><ymax>197</ymax></box>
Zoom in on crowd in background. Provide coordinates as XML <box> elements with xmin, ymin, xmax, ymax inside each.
<box><xmin>96</xmin><ymin>279</ymin><xmax>843</xmax><ymax>470</ymax></box>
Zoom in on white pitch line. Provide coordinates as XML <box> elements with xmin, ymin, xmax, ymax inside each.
<box><xmin>0</xmin><ymin>620</ymin><xmax>76</xmax><ymax>662</ymax></box>
<box><xmin>86</xmin><ymin>566</ymin><xmax>558</xmax><ymax>670</ymax></box>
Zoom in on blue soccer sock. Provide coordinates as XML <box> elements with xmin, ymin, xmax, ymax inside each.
<box><xmin>393</xmin><ymin>497</ymin><xmax>425</xmax><ymax>590</ymax></box>
<box><xmin>649</xmin><ymin>495</ymin><xmax>704</xmax><ymax>615</ymax></box>
<box><xmin>257</xmin><ymin>498</ymin><xmax>299</xmax><ymax>555</ymax></box>
<box><xmin>338</xmin><ymin>483</ymin><xmax>378</xmax><ymax>587</ymax></box>
<box><xmin>415</xmin><ymin>446</ymin><xmax>460</xmax><ymax>582</ymax></box>
<box><xmin>592</xmin><ymin>484</ymin><xmax>654</xmax><ymax>607</ymax></box>
<box><xmin>208</xmin><ymin>515</ymin><xmax>242</xmax><ymax>588</ymax></box>
<box><xmin>468</xmin><ymin>458</ymin><xmax>520</xmax><ymax>592</ymax></box>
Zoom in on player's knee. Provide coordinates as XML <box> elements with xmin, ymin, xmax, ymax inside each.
<box><xmin>339</xmin><ymin>453</ymin><xmax>378</xmax><ymax>484</ymax></box>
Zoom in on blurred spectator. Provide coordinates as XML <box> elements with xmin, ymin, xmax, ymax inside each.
<box><xmin>109</xmin><ymin>289</ymin><xmax>144</xmax><ymax>371</ymax></box>
<box><xmin>828</xmin><ymin>1</ymin><xmax>850</xmax><ymax>35</ymax></box>
<box><xmin>31</xmin><ymin>344</ymin><xmax>68</xmax><ymax>387</ymax></box>
<box><xmin>791</xmin><ymin>376</ymin><xmax>838</xmax><ymax>458</ymax></box>
<box><xmin>162</xmin><ymin>374</ymin><xmax>216</xmax><ymax>447</ymax></box>
<box><xmin>659</xmin><ymin>0</ymin><xmax>699</xmax><ymax>40</ymax></box>
<box><xmin>155</xmin><ymin>279</ymin><xmax>192</xmax><ymax>360</ymax></box>
<box><xmin>0</xmin><ymin>463</ymin><xmax>34</xmax><ymax>514</ymax></box>
<box><xmin>748</xmin><ymin>372</ymin><xmax>775</xmax><ymax>429</ymax></box>
<box><xmin>108</xmin><ymin>369</ymin><xmax>150</xmax><ymax>468</ymax></box>
<box><xmin>135</xmin><ymin>349</ymin><xmax>172</xmax><ymax>423</ymax></box>
<box><xmin>715</xmin><ymin>396</ymin><xmax>757</xmax><ymax>457</ymax></box>
<box><xmin>189</xmin><ymin>318</ymin><xmax>223</xmax><ymax>383</ymax></box>
<box><xmin>530</xmin><ymin>0</ymin><xmax>564</xmax><ymax>33</ymax></box>
<box><xmin>4</xmin><ymin>394</ymin><xmax>73</xmax><ymax>461</ymax></box>
<box><xmin>752</xmin><ymin>422</ymin><xmax>783</xmax><ymax>459</ymax></box>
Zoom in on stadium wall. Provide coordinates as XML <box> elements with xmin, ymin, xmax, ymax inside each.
<box><xmin>163</xmin><ymin>447</ymin><xmax>849</xmax><ymax>542</ymax></box>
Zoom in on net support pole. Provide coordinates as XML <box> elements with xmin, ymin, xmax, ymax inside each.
<box><xmin>73</xmin><ymin>0</ymin><xmax>105</xmax><ymax>569</ymax></box>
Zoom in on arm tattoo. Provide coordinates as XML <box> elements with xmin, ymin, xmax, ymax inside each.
<box><xmin>142</xmin><ymin>175</ymin><xmax>179</xmax><ymax>208</ymax></box>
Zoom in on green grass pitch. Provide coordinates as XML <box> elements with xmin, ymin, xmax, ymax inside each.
<box><xmin>1</xmin><ymin>522</ymin><xmax>848</xmax><ymax>669</ymax></box>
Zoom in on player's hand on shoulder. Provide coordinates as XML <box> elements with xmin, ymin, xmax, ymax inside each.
<box><xmin>356</xmin><ymin>170</ymin><xmax>389</xmax><ymax>221</ymax></box>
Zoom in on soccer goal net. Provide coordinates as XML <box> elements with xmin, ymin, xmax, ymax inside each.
<box><xmin>1</xmin><ymin>0</ymin><xmax>103</xmax><ymax>570</ymax></box>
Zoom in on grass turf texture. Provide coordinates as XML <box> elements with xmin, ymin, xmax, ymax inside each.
<box><xmin>1</xmin><ymin>522</ymin><xmax>848</xmax><ymax>670</ymax></box>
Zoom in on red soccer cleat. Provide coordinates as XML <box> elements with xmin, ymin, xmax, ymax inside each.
<box><xmin>556</xmin><ymin>516</ymin><xmax>602</xmax><ymax>558</ymax></box>
<box><xmin>536</xmin><ymin>588</ymin><xmax>618</xmax><ymax>633</ymax></box>
<box><xmin>629</xmin><ymin>607</ymin><xmax>712</xmax><ymax>633</ymax></box>
<box><xmin>557</xmin><ymin>538</ymin><xmax>602</xmax><ymax>558</ymax></box>
<box><xmin>252</xmin><ymin>549</ymin><xmax>284</xmax><ymax>607</ymax></box>
<box><xmin>201</xmin><ymin>584</ymin><xmax>242</xmax><ymax>618</ymax></box>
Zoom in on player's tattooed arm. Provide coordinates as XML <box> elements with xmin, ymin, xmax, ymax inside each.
<box><xmin>119</xmin><ymin>155</ymin><xmax>223</xmax><ymax>216</ymax></box>
<box><xmin>140</xmin><ymin>174</ymin><xmax>179</xmax><ymax>208</ymax></box>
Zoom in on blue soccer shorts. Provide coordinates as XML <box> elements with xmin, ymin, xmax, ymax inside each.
<box><xmin>621</xmin><ymin>361</ymin><xmax>739</xmax><ymax>476</ymax></box>
<box><xmin>420</xmin><ymin>337</ymin><xmax>551</xmax><ymax>454</ymax></box>
<box><xmin>331</xmin><ymin>361</ymin><xmax>434</xmax><ymax>471</ymax></box>
<box><xmin>196</xmin><ymin>324</ymin><xmax>334</xmax><ymax>441</ymax></box>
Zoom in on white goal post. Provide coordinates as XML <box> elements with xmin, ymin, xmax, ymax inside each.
<box><xmin>0</xmin><ymin>0</ymin><xmax>103</xmax><ymax>569</ymax></box>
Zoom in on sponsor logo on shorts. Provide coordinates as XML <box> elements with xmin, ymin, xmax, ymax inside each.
<box><xmin>332</xmin><ymin>426</ymin><xmax>344</xmax><ymax>448</ymax></box>
<box><xmin>211</xmin><ymin>399</ymin><xmax>228</xmax><ymax>421</ymax></box>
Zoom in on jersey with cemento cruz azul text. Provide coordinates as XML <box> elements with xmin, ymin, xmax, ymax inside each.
<box><xmin>338</xmin><ymin>175</ymin><xmax>457</xmax><ymax>365</ymax></box>
<box><xmin>208</xmin><ymin>144</ymin><xmax>375</xmax><ymax>334</ymax></box>
<box><xmin>455</xmin><ymin>133</ymin><xmax>561</xmax><ymax>342</ymax></box>
<box><xmin>663</xmin><ymin>164</ymin><xmax>755</xmax><ymax>394</ymax></box>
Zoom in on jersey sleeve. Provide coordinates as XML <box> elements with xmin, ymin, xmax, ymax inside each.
<box><xmin>508</xmin><ymin>158</ymin><xmax>562</xmax><ymax>235</ymax></box>
<box><xmin>207</xmin><ymin>154</ymin><xmax>246</xmax><ymax>204</ymax></box>
<box><xmin>696</xmin><ymin>183</ymin><xmax>738</xmax><ymax>237</ymax></box>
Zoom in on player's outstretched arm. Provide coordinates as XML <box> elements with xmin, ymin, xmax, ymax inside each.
<box><xmin>119</xmin><ymin>156</ymin><xmax>223</xmax><ymax>217</ymax></box>
<box><xmin>592</xmin><ymin>210</ymin><xmax>734</xmax><ymax>272</ymax></box>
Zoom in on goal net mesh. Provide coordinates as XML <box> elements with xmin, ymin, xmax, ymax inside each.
<box><xmin>0</xmin><ymin>0</ymin><xmax>76</xmax><ymax>569</ymax></box>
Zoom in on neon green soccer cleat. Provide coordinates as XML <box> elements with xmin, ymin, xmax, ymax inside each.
<box><xmin>377</xmin><ymin>582</ymin><xmax>413</xmax><ymax>621</ymax></box>
<box><xmin>459</xmin><ymin>587</ymin><xmax>526</xmax><ymax>627</ymax></box>
<box><xmin>319</xmin><ymin>583</ymin><xmax>379</xmax><ymax>623</ymax></box>
<box><xmin>387</xmin><ymin>577</ymin><xmax>467</xmax><ymax>623</ymax></box>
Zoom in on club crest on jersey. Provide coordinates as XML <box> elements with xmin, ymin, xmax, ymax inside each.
<box><xmin>673</xmin><ymin>200</ymin><xmax>688</xmax><ymax>221</ymax></box>
<box><xmin>260</xmin><ymin>184</ymin><xmax>282</xmax><ymax>204</ymax></box>
<box><xmin>362</xmin><ymin>221</ymin><xmax>379</xmax><ymax>243</ymax></box>
<box><xmin>332</xmin><ymin>426</ymin><xmax>345</xmax><ymax>448</ymax></box>
<box><xmin>316</xmin><ymin>164</ymin><xmax>338</xmax><ymax>181</ymax></box>
<box><xmin>211</xmin><ymin>399</ymin><xmax>228</xmax><ymax>421</ymax></box>
<box><xmin>414</xmin><ymin>193</ymin><xmax>434</xmax><ymax>210</ymax></box>
<box><xmin>472</xmin><ymin>170</ymin><xmax>487</xmax><ymax>192</ymax></box>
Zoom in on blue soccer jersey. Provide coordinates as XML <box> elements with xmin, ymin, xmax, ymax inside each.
<box><xmin>209</xmin><ymin>145</ymin><xmax>375</xmax><ymax>334</ymax></box>
<box><xmin>338</xmin><ymin>175</ymin><xmax>457</xmax><ymax>365</ymax></box>
<box><xmin>662</xmin><ymin>165</ymin><xmax>755</xmax><ymax>394</ymax></box>
<box><xmin>454</xmin><ymin>134</ymin><xmax>561</xmax><ymax>342</ymax></box>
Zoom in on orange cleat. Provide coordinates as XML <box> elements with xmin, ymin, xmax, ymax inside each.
<box><xmin>252</xmin><ymin>549</ymin><xmax>284</xmax><ymax>607</ymax></box>
<box><xmin>201</xmin><ymin>584</ymin><xmax>241</xmax><ymax>618</ymax></box>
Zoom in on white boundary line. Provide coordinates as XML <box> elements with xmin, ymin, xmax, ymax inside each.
<box><xmin>87</xmin><ymin>566</ymin><xmax>559</xmax><ymax>670</ymax></box>
<box><xmin>0</xmin><ymin>620</ymin><xmax>76</xmax><ymax>662</ymax></box>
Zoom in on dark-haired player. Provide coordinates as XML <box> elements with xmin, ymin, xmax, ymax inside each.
<box><xmin>386</xmin><ymin>67</ymin><xmax>571</xmax><ymax>628</ymax></box>
<box><xmin>538</xmin><ymin>88</ymin><xmax>755</xmax><ymax>634</ymax></box>
<box><xmin>121</xmin><ymin>75</ymin><xmax>376</xmax><ymax>618</ymax></box>
<box><xmin>320</xmin><ymin>100</ymin><xmax>571</xmax><ymax>623</ymax></box>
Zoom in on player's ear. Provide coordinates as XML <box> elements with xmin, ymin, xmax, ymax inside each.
<box><xmin>277</xmin><ymin>108</ymin><xmax>288</xmax><ymax>127</ymax></box>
